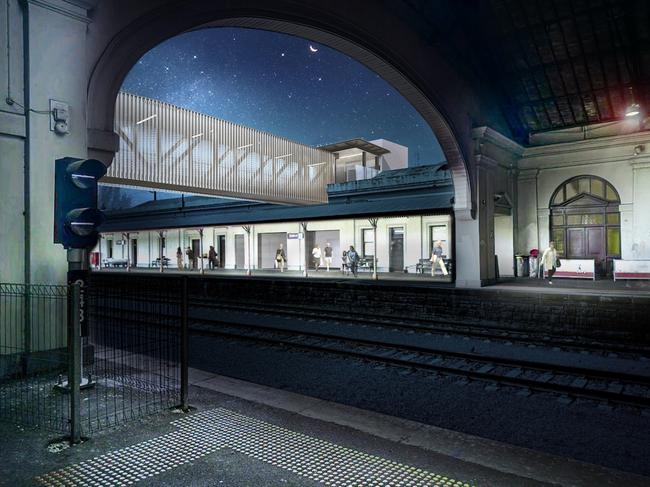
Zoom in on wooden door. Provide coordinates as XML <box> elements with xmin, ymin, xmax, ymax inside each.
<box><xmin>389</xmin><ymin>227</ymin><xmax>404</xmax><ymax>272</ymax></box>
<box><xmin>567</xmin><ymin>228</ymin><xmax>585</xmax><ymax>258</ymax></box>
<box><xmin>586</xmin><ymin>227</ymin><xmax>605</xmax><ymax>275</ymax></box>
<box><xmin>218</xmin><ymin>235</ymin><xmax>226</xmax><ymax>267</ymax></box>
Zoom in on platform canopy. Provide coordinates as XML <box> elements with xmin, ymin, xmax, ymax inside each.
<box><xmin>103</xmin><ymin>92</ymin><xmax>336</xmax><ymax>205</ymax></box>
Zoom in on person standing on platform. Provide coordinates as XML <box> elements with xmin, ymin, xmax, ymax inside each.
<box><xmin>176</xmin><ymin>247</ymin><xmax>183</xmax><ymax>270</ymax></box>
<box><xmin>312</xmin><ymin>244</ymin><xmax>322</xmax><ymax>271</ymax></box>
<box><xmin>208</xmin><ymin>245</ymin><xmax>217</xmax><ymax>270</ymax></box>
<box><xmin>430</xmin><ymin>240</ymin><xmax>448</xmax><ymax>277</ymax></box>
<box><xmin>324</xmin><ymin>242</ymin><xmax>333</xmax><ymax>271</ymax></box>
<box><xmin>275</xmin><ymin>244</ymin><xmax>286</xmax><ymax>272</ymax></box>
<box><xmin>347</xmin><ymin>245</ymin><xmax>360</xmax><ymax>277</ymax></box>
<box><xmin>186</xmin><ymin>246</ymin><xmax>195</xmax><ymax>271</ymax></box>
<box><xmin>541</xmin><ymin>240</ymin><xmax>558</xmax><ymax>284</ymax></box>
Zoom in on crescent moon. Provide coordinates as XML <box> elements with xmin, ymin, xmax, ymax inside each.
<box><xmin>309</xmin><ymin>45</ymin><xmax>318</xmax><ymax>53</ymax></box>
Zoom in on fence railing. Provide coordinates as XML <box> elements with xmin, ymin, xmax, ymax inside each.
<box><xmin>0</xmin><ymin>283</ymin><xmax>70</xmax><ymax>432</ymax></box>
<box><xmin>0</xmin><ymin>278</ymin><xmax>188</xmax><ymax>440</ymax></box>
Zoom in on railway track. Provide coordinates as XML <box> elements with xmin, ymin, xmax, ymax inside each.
<box><xmin>193</xmin><ymin>299</ymin><xmax>650</xmax><ymax>360</ymax></box>
<box><xmin>90</xmin><ymin>305</ymin><xmax>650</xmax><ymax>410</ymax></box>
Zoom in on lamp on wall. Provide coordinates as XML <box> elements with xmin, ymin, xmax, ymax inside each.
<box><xmin>625</xmin><ymin>103</ymin><xmax>641</xmax><ymax>117</ymax></box>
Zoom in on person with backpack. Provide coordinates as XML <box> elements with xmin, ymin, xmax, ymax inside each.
<box><xmin>540</xmin><ymin>240</ymin><xmax>559</xmax><ymax>284</ymax></box>
<box><xmin>347</xmin><ymin>245</ymin><xmax>360</xmax><ymax>277</ymax></box>
<box><xmin>275</xmin><ymin>244</ymin><xmax>286</xmax><ymax>272</ymax></box>
<box><xmin>208</xmin><ymin>245</ymin><xmax>218</xmax><ymax>270</ymax></box>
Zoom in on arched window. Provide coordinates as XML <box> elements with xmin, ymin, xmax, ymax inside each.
<box><xmin>550</xmin><ymin>175</ymin><xmax>620</xmax><ymax>207</ymax></box>
<box><xmin>549</xmin><ymin>176</ymin><xmax>620</xmax><ymax>277</ymax></box>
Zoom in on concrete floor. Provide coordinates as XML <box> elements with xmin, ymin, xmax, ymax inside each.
<box><xmin>3</xmin><ymin>369</ymin><xmax>648</xmax><ymax>487</ymax></box>
<box><xmin>94</xmin><ymin>267</ymin><xmax>650</xmax><ymax>297</ymax></box>
<box><xmin>95</xmin><ymin>266</ymin><xmax>454</xmax><ymax>283</ymax></box>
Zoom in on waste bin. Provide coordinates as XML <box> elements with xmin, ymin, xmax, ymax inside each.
<box><xmin>515</xmin><ymin>255</ymin><xmax>529</xmax><ymax>277</ymax></box>
<box><xmin>528</xmin><ymin>256</ymin><xmax>539</xmax><ymax>278</ymax></box>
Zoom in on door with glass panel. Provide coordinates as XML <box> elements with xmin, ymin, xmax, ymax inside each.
<box><xmin>549</xmin><ymin>176</ymin><xmax>620</xmax><ymax>277</ymax></box>
<box><xmin>389</xmin><ymin>227</ymin><xmax>404</xmax><ymax>272</ymax></box>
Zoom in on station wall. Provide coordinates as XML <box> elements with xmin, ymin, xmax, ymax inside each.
<box><xmin>516</xmin><ymin>131</ymin><xmax>650</xmax><ymax>260</ymax></box>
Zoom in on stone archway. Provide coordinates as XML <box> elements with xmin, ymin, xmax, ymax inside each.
<box><xmin>85</xmin><ymin>0</ymin><xmax>480</xmax><ymax>217</ymax></box>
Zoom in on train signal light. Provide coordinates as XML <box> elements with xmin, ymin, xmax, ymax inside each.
<box><xmin>54</xmin><ymin>157</ymin><xmax>107</xmax><ymax>249</ymax></box>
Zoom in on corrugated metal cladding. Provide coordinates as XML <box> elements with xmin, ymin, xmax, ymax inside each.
<box><xmin>104</xmin><ymin>92</ymin><xmax>335</xmax><ymax>204</ymax></box>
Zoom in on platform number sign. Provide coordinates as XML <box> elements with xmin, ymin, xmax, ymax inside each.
<box><xmin>54</xmin><ymin>157</ymin><xmax>107</xmax><ymax>249</ymax></box>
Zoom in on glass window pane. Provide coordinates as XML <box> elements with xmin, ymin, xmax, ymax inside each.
<box><xmin>567</xmin><ymin>214</ymin><xmax>582</xmax><ymax>225</ymax></box>
<box><xmin>578</xmin><ymin>177</ymin><xmax>590</xmax><ymax>194</ymax></box>
<box><xmin>552</xmin><ymin>214</ymin><xmax>565</xmax><ymax>226</ymax></box>
<box><xmin>606</xmin><ymin>183</ymin><xmax>618</xmax><ymax>201</ymax></box>
<box><xmin>607</xmin><ymin>228</ymin><xmax>621</xmax><ymax>255</ymax></box>
<box><xmin>591</xmin><ymin>178</ymin><xmax>604</xmax><ymax>198</ymax></box>
<box><xmin>607</xmin><ymin>213</ymin><xmax>620</xmax><ymax>224</ymax></box>
<box><xmin>565</xmin><ymin>180</ymin><xmax>579</xmax><ymax>199</ymax></box>
<box><xmin>583</xmin><ymin>214</ymin><xmax>603</xmax><ymax>225</ymax></box>
<box><xmin>552</xmin><ymin>228</ymin><xmax>565</xmax><ymax>255</ymax></box>
<box><xmin>362</xmin><ymin>228</ymin><xmax>374</xmax><ymax>257</ymax></box>
<box><xmin>553</xmin><ymin>189</ymin><xmax>564</xmax><ymax>205</ymax></box>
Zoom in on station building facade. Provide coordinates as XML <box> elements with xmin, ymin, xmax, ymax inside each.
<box><xmin>477</xmin><ymin>124</ymin><xmax>650</xmax><ymax>281</ymax></box>
<box><xmin>96</xmin><ymin>164</ymin><xmax>454</xmax><ymax>278</ymax></box>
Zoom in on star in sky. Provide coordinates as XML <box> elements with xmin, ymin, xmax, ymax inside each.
<box><xmin>121</xmin><ymin>27</ymin><xmax>443</xmax><ymax>165</ymax></box>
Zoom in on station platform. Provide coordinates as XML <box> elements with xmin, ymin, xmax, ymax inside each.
<box><xmin>5</xmin><ymin>368</ymin><xmax>647</xmax><ymax>487</ymax></box>
<box><xmin>94</xmin><ymin>267</ymin><xmax>650</xmax><ymax>296</ymax></box>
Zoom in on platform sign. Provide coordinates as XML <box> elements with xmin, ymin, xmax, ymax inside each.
<box><xmin>544</xmin><ymin>258</ymin><xmax>595</xmax><ymax>280</ymax></box>
<box><xmin>288</xmin><ymin>233</ymin><xmax>304</xmax><ymax>240</ymax></box>
<box><xmin>613</xmin><ymin>260</ymin><xmax>650</xmax><ymax>281</ymax></box>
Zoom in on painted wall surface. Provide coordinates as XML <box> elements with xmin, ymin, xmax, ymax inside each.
<box><xmin>494</xmin><ymin>214</ymin><xmax>514</xmax><ymax>276</ymax></box>
<box><xmin>96</xmin><ymin>214</ymin><xmax>452</xmax><ymax>273</ymax></box>
<box><xmin>369</xmin><ymin>139</ymin><xmax>409</xmax><ymax>170</ymax></box>
<box><xmin>28</xmin><ymin>4</ymin><xmax>89</xmax><ymax>285</ymax></box>
<box><xmin>0</xmin><ymin>2</ymin><xmax>91</xmax><ymax>285</ymax></box>
<box><xmin>632</xmin><ymin>164</ymin><xmax>650</xmax><ymax>259</ymax></box>
<box><xmin>515</xmin><ymin>133</ymin><xmax>650</xmax><ymax>262</ymax></box>
<box><xmin>0</xmin><ymin>0</ymin><xmax>26</xmax><ymax>284</ymax></box>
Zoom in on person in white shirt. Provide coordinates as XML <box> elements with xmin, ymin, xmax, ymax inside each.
<box><xmin>312</xmin><ymin>244</ymin><xmax>322</xmax><ymax>271</ymax></box>
<box><xmin>540</xmin><ymin>240</ymin><xmax>558</xmax><ymax>284</ymax></box>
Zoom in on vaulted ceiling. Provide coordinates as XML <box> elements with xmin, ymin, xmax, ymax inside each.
<box><xmin>407</xmin><ymin>0</ymin><xmax>650</xmax><ymax>143</ymax></box>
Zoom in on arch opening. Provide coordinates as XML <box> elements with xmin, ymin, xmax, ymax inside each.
<box><xmin>86</xmin><ymin>8</ymin><xmax>474</xmax><ymax>216</ymax></box>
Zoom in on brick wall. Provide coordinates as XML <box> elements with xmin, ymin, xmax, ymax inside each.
<box><xmin>92</xmin><ymin>273</ymin><xmax>650</xmax><ymax>342</ymax></box>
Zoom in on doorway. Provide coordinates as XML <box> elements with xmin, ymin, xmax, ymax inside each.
<box><xmin>235</xmin><ymin>234</ymin><xmax>245</xmax><ymax>269</ymax></box>
<box><xmin>389</xmin><ymin>227</ymin><xmax>404</xmax><ymax>272</ymax></box>
<box><xmin>217</xmin><ymin>235</ymin><xmax>226</xmax><ymax>268</ymax></box>
<box><xmin>191</xmin><ymin>239</ymin><xmax>200</xmax><ymax>269</ymax></box>
<box><xmin>131</xmin><ymin>239</ymin><xmax>138</xmax><ymax>267</ymax></box>
<box><xmin>549</xmin><ymin>176</ymin><xmax>620</xmax><ymax>277</ymax></box>
<box><xmin>258</xmin><ymin>233</ymin><xmax>287</xmax><ymax>269</ymax></box>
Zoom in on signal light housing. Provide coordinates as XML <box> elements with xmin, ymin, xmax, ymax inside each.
<box><xmin>54</xmin><ymin>157</ymin><xmax>107</xmax><ymax>249</ymax></box>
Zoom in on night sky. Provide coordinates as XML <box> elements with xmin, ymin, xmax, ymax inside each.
<box><xmin>121</xmin><ymin>27</ymin><xmax>443</xmax><ymax>166</ymax></box>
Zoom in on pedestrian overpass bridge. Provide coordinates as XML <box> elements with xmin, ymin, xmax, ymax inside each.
<box><xmin>103</xmin><ymin>92</ymin><xmax>335</xmax><ymax>205</ymax></box>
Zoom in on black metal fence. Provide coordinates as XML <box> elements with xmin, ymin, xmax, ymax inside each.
<box><xmin>0</xmin><ymin>277</ymin><xmax>187</xmax><ymax>439</ymax></box>
<box><xmin>0</xmin><ymin>283</ymin><xmax>70</xmax><ymax>432</ymax></box>
<box><xmin>84</xmin><ymin>274</ymin><xmax>185</xmax><ymax>434</ymax></box>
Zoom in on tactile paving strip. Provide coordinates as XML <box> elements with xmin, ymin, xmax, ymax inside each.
<box><xmin>36</xmin><ymin>408</ymin><xmax>473</xmax><ymax>487</ymax></box>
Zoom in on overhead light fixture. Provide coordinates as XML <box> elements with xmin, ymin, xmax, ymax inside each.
<box><xmin>274</xmin><ymin>153</ymin><xmax>292</xmax><ymax>159</ymax></box>
<box><xmin>136</xmin><ymin>114</ymin><xmax>157</xmax><ymax>125</ymax></box>
<box><xmin>337</xmin><ymin>152</ymin><xmax>364</xmax><ymax>159</ymax></box>
<box><xmin>625</xmin><ymin>103</ymin><xmax>640</xmax><ymax>117</ymax></box>
<box><xmin>191</xmin><ymin>132</ymin><xmax>204</xmax><ymax>139</ymax></box>
<box><xmin>307</xmin><ymin>162</ymin><xmax>327</xmax><ymax>167</ymax></box>
<box><xmin>237</xmin><ymin>143</ymin><xmax>253</xmax><ymax>150</ymax></box>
